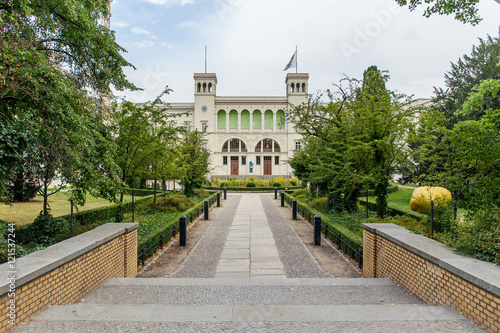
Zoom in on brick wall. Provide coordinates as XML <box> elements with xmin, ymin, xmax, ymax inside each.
<box><xmin>0</xmin><ymin>223</ymin><xmax>138</xmax><ymax>333</ymax></box>
<box><xmin>363</xmin><ymin>223</ymin><xmax>500</xmax><ymax>333</ymax></box>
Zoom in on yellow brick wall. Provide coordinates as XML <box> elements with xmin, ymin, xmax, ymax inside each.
<box><xmin>364</xmin><ymin>229</ymin><xmax>500</xmax><ymax>333</ymax></box>
<box><xmin>0</xmin><ymin>228</ymin><xmax>137</xmax><ymax>333</ymax></box>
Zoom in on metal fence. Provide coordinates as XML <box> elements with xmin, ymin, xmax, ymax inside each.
<box><xmin>284</xmin><ymin>194</ymin><xmax>363</xmax><ymax>268</ymax></box>
<box><xmin>137</xmin><ymin>194</ymin><xmax>218</xmax><ymax>266</ymax></box>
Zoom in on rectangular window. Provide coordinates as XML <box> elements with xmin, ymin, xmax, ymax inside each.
<box><xmin>275</xmin><ymin>156</ymin><xmax>279</xmax><ymax>165</ymax></box>
<box><xmin>201</xmin><ymin>122</ymin><xmax>208</xmax><ymax>132</ymax></box>
<box><xmin>223</xmin><ymin>156</ymin><xmax>228</xmax><ymax>165</ymax></box>
<box><xmin>295</xmin><ymin>141</ymin><xmax>301</xmax><ymax>150</ymax></box>
<box><xmin>256</xmin><ymin>156</ymin><xmax>261</xmax><ymax>165</ymax></box>
<box><xmin>242</xmin><ymin>156</ymin><xmax>246</xmax><ymax>165</ymax></box>
<box><xmin>185</xmin><ymin>122</ymin><xmax>191</xmax><ymax>131</ymax></box>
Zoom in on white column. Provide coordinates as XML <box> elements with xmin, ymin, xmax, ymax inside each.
<box><xmin>273</xmin><ymin>112</ymin><xmax>276</xmax><ymax>131</ymax></box>
<box><xmin>261</xmin><ymin>113</ymin><xmax>265</xmax><ymax>131</ymax></box>
<box><xmin>226</xmin><ymin>113</ymin><xmax>229</xmax><ymax>132</ymax></box>
<box><xmin>250</xmin><ymin>112</ymin><xmax>253</xmax><ymax>131</ymax></box>
<box><xmin>215</xmin><ymin>114</ymin><xmax>218</xmax><ymax>132</ymax></box>
<box><xmin>285</xmin><ymin>115</ymin><xmax>289</xmax><ymax>132</ymax></box>
<box><xmin>238</xmin><ymin>112</ymin><xmax>241</xmax><ymax>132</ymax></box>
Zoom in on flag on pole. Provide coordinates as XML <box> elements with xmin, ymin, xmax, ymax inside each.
<box><xmin>283</xmin><ymin>51</ymin><xmax>297</xmax><ymax>71</ymax></box>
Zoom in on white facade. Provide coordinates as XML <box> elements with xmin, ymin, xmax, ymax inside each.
<box><xmin>164</xmin><ymin>73</ymin><xmax>308</xmax><ymax>179</ymax></box>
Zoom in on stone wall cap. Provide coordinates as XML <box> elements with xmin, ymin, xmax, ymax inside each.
<box><xmin>363</xmin><ymin>223</ymin><xmax>500</xmax><ymax>298</ymax></box>
<box><xmin>0</xmin><ymin>222</ymin><xmax>138</xmax><ymax>296</ymax></box>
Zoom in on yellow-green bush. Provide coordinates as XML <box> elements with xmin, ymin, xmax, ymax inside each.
<box><xmin>137</xmin><ymin>195</ymin><xmax>195</xmax><ymax>213</ymax></box>
<box><xmin>310</xmin><ymin>197</ymin><xmax>327</xmax><ymax>210</ymax></box>
<box><xmin>194</xmin><ymin>188</ymin><xmax>210</xmax><ymax>198</ymax></box>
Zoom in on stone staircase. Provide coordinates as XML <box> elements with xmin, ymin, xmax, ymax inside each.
<box><xmin>15</xmin><ymin>277</ymin><xmax>482</xmax><ymax>332</ymax></box>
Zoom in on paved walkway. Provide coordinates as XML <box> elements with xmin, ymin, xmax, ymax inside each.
<box><xmin>14</xmin><ymin>193</ymin><xmax>484</xmax><ymax>332</ymax></box>
<box><xmin>172</xmin><ymin>193</ymin><xmax>329</xmax><ymax>279</ymax></box>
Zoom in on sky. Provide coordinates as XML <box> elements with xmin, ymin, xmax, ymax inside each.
<box><xmin>110</xmin><ymin>0</ymin><xmax>500</xmax><ymax>103</ymax></box>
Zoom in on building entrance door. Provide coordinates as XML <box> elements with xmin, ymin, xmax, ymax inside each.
<box><xmin>231</xmin><ymin>157</ymin><xmax>239</xmax><ymax>175</ymax></box>
<box><xmin>263</xmin><ymin>156</ymin><xmax>272</xmax><ymax>176</ymax></box>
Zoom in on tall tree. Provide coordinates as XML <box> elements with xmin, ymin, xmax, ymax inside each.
<box><xmin>394</xmin><ymin>0</ymin><xmax>500</xmax><ymax>25</ymax></box>
<box><xmin>288</xmin><ymin>67</ymin><xmax>415</xmax><ymax>217</ymax></box>
<box><xmin>1</xmin><ymin>0</ymin><xmax>138</xmax><ymax>209</ymax></box>
<box><xmin>178</xmin><ymin>130</ymin><xmax>210</xmax><ymax>197</ymax></box>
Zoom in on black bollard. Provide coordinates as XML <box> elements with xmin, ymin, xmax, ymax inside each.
<box><xmin>430</xmin><ymin>200</ymin><xmax>434</xmax><ymax>236</ymax></box>
<box><xmin>70</xmin><ymin>199</ymin><xmax>74</xmax><ymax>238</ymax></box>
<box><xmin>314</xmin><ymin>215</ymin><xmax>321</xmax><ymax>245</ymax></box>
<box><xmin>179</xmin><ymin>215</ymin><xmax>187</xmax><ymax>246</ymax></box>
<box><xmin>292</xmin><ymin>200</ymin><xmax>297</xmax><ymax>220</ymax></box>
<box><xmin>281</xmin><ymin>192</ymin><xmax>284</xmax><ymax>207</ymax></box>
<box><xmin>224</xmin><ymin>187</ymin><xmax>227</xmax><ymax>200</ymax></box>
<box><xmin>204</xmin><ymin>200</ymin><xmax>209</xmax><ymax>220</ymax></box>
<box><xmin>217</xmin><ymin>192</ymin><xmax>220</xmax><ymax>207</ymax></box>
<box><xmin>275</xmin><ymin>187</ymin><xmax>277</xmax><ymax>199</ymax></box>
<box><xmin>132</xmin><ymin>189</ymin><xmax>135</xmax><ymax>223</ymax></box>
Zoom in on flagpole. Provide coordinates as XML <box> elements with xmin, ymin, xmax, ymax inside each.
<box><xmin>205</xmin><ymin>45</ymin><xmax>207</xmax><ymax>73</ymax></box>
<box><xmin>295</xmin><ymin>46</ymin><xmax>298</xmax><ymax>73</ymax></box>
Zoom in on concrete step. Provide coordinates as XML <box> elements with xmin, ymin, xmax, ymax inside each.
<box><xmin>81</xmin><ymin>278</ymin><xmax>422</xmax><ymax>306</ymax></box>
<box><xmin>14</xmin><ymin>304</ymin><xmax>483</xmax><ymax>333</ymax></box>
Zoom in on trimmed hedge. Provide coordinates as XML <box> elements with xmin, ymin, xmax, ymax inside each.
<box><xmin>123</xmin><ymin>188</ymin><xmax>176</xmax><ymax>197</ymax></box>
<box><xmin>57</xmin><ymin>195</ymin><xmax>154</xmax><ymax>226</ymax></box>
<box><xmin>137</xmin><ymin>193</ymin><xmax>218</xmax><ymax>265</ymax></box>
<box><xmin>358</xmin><ymin>200</ymin><xmax>425</xmax><ymax>221</ymax></box>
<box><xmin>283</xmin><ymin>193</ymin><xmax>363</xmax><ymax>262</ymax></box>
<box><xmin>357</xmin><ymin>184</ymin><xmax>399</xmax><ymax>197</ymax></box>
<box><xmin>203</xmin><ymin>186</ymin><xmax>299</xmax><ymax>191</ymax></box>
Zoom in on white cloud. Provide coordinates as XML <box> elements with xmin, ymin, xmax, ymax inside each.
<box><xmin>113</xmin><ymin>0</ymin><xmax>500</xmax><ymax>103</ymax></box>
<box><xmin>142</xmin><ymin>0</ymin><xmax>195</xmax><ymax>5</ymax></box>
<box><xmin>131</xmin><ymin>27</ymin><xmax>152</xmax><ymax>35</ymax></box>
<box><xmin>112</xmin><ymin>20</ymin><xmax>129</xmax><ymax>28</ymax></box>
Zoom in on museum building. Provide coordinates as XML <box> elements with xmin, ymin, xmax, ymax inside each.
<box><xmin>164</xmin><ymin>73</ymin><xmax>308</xmax><ymax>179</ymax></box>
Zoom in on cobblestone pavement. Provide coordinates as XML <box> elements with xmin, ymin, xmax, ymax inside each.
<box><xmin>82</xmin><ymin>284</ymin><xmax>420</xmax><ymax>305</ymax></box>
<box><xmin>15</xmin><ymin>319</ymin><xmax>483</xmax><ymax>333</ymax></box>
<box><xmin>170</xmin><ymin>195</ymin><xmax>241</xmax><ymax>278</ymax></box>
<box><xmin>260</xmin><ymin>194</ymin><xmax>329</xmax><ymax>278</ymax></box>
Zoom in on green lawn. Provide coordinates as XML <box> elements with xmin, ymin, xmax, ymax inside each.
<box><xmin>368</xmin><ymin>186</ymin><xmax>467</xmax><ymax>221</ymax></box>
<box><xmin>0</xmin><ymin>192</ymin><xmax>132</xmax><ymax>225</ymax></box>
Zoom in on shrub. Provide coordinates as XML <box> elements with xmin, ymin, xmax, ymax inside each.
<box><xmin>272</xmin><ymin>182</ymin><xmax>281</xmax><ymax>188</ymax></box>
<box><xmin>194</xmin><ymin>188</ymin><xmax>210</xmax><ymax>198</ymax></box>
<box><xmin>28</xmin><ymin>212</ymin><xmax>69</xmax><ymax>246</ymax></box>
<box><xmin>292</xmin><ymin>188</ymin><xmax>310</xmax><ymax>197</ymax></box>
<box><xmin>327</xmin><ymin>191</ymin><xmax>344</xmax><ymax>213</ymax></box>
<box><xmin>310</xmin><ymin>197</ymin><xmax>327</xmax><ymax>210</ymax></box>
<box><xmin>220</xmin><ymin>182</ymin><xmax>229</xmax><ymax>188</ymax></box>
<box><xmin>246</xmin><ymin>182</ymin><xmax>256</xmax><ymax>187</ymax></box>
<box><xmin>163</xmin><ymin>195</ymin><xmax>195</xmax><ymax>213</ymax></box>
<box><xmin>290</xmin><ymin>180</ymin><xmax>297</xmax><ymax>186</ymax></box>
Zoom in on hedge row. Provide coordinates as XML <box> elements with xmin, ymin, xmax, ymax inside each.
<box><xmin>357</xmin><ymin>184</ymin><xmax>399</xmax><ymax>197</ymax></box>
<box><xmin>137</xmin><ymin>193</ymin><xmax>218</xmax><ymax>265</ymax></box>
<box><xmin>358</xmin><ymin>200</ymin><xmax>425</xmax><ymax>221</ymax></box>
<box><xmin>57</xmin><ymin>195</ymin><xmax>155</xmax><ymax>226</ymax></box>
<box><xmin>124</xmin><ymin>188</ymin><xmax>179</xmax><ymax>197</ymax></box>
<box><xmin>203</xmin><ymin>186</ymin><xmax>299</xmax><ymax>192</ymax></box>
<box><xmin>283</xmin><ymin>192</ymin><xmax>363</xmax><ymax>261</ymax></box>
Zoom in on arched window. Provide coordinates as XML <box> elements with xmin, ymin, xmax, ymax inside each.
<box><xmin>197</xmin><ymin>83</ymin><xmax>201</xmax><ymax>93</ymax></box>
<box><xmin>276</xmin><ymin>110</ymin><xmax>285</xmax><ymax>130</ymax></box>
<box><xmin>291</xmin><ymin>83</ymin><xmax>295</xmax><ymax>93</ymax></box>
<box><xmin>296</xmin><ymin>82</ymin><xmax>301</xmax><ymax>92</ymax></box>
<box><xmin>217</xmin><ymin>110</ymin><xmax>226</xmax><ymax>130</ymax></box>
<box><xmin>221</xmin><ymin>139</ymin><xmax>247</xmax><ymax>153</ymax></box>
<box><xmin>203</xmin><ymin>82</ymin><xmax>207</xmax><ymax>92</ymax></box>
<box><xmin>255</xmin><ymin>139</ymin><xmax>280</xmax><ymax>152</ymax></box>
<box><xmin>241</xmin><ymin>110</ymin><xmax>250</xmax><ymax>129</ymax></box>
<box><xmin>302</xmin><ymin>83</ymin><xmax>306</xmax><ymax>93</ymax></box>
<box><xmin>208</xmin><ymin>83</ymin><xmax>213</xmax><ymax>93</ymax></box>
<box><xmin>229</xmin><ymin>110</ymin><xmax>238</xmax><ymax>129</ymax></box>
<box><xmin>264</xmin><ymin>110</ymin><xmax>273</xmax><ymax>130</ymax></box>
<box><xmin>253</xmin><ymin>110</ymin><xmax>261</xmax><ymax>130</ymax></box>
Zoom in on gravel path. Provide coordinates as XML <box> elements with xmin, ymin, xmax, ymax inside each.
<box><xmin>170</xmin><ymin>195</ymin><xmax>241</xmax><ymax>278</ymax></box>
<box><xmin>260</xmin><ymin>194</ymin><xmax>329</xmax><ymax>278</ymax></box>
